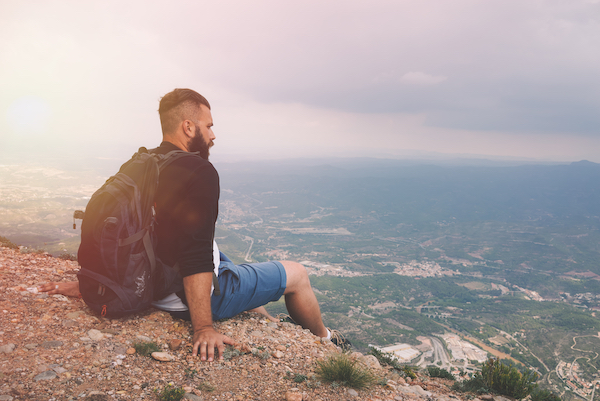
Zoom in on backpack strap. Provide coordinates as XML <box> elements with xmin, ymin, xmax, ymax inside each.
<box><xmin>118</xmin><ymin>229</ymin><xmax>157</xmax><ymax>275</ymax></box>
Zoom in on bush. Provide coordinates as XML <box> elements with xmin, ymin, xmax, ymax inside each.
<box><xmin>316</xmin><ymin>352</ymin><xmax>376</xmax><ymax>389</ymax></box>
<box><xmin>57</xmin><ymin>252</ymin><xmax>77</xmax><ymax>261</ymax></box>
<box><xmin>368</xmin><ymin>346</ymin><xmax>416</xmax><ymax>379</ymax></box>
<box><xmin>0</xmin><ymin>236</ymin><xmax>18</xmax><ymax>249</ymax></box>
<box><xmin>156</xmin><ymin>384</ymin><xmax>185</xmax><ymax>401</ymax></box>
<box><xmin>530</xmin><ymin>388</ymin><xmax>561</xmax><ymax>401</ymax></box>
<box><xmin>427</xmin><ymin>366</ymin><xmax>455</xmax><ymax>381</ymax></box>
<box><xmin>133</xmin><ymin>341</ymin><xmax>160</xmax><ymax>356</ymax></box>
<box><xmin>453</xmin><ymin>358</ymin><xmax>537</xmax><ymax>400</ymax></box>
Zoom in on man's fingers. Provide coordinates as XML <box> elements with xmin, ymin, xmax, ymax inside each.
<box><xmin>206</xmin><ymin>341</ymin><xmax>215</xmax><ymax>362</ymax></box>
<box><xmin>192</xmin><ymin>341</ymin><xmax>200</xmax><ymax>357</ymax></box>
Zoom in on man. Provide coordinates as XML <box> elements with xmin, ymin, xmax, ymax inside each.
<box><xmin>41</xmin><ymin>89</ymin><xmax>342</xmax><ymax>361</ymax></box>
<box><xmin>133</xmin><ymin>88</ymin><xmax>335</xmax><ymax>361</ymax></box>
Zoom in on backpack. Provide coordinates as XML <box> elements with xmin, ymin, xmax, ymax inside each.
<box><xmin>76</xmin><ymin>147</ymin><xmax>195</xmax><ymax>318</ymax></box>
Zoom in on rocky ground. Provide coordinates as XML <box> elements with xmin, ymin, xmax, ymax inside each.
<box><xmin>0</xmin><ymin>246</ymin><xmax>506</xmax><ymax>401</ymax></box>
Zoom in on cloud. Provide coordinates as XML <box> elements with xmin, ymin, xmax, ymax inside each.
<box><xmin>1</xmin><ymin>0</ymin><xmax>600</xmax><ymax>163</ymax></box>
<box><xmin>399</xmin><ymin>72</ymin><xmax>448</xmax><ymax>85</ymax></box>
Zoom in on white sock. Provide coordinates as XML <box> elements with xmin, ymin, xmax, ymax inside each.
<box><xmin>326</xmin><ymin>328</ymin><xmax>331</xmax><ymax>340</ymax></box>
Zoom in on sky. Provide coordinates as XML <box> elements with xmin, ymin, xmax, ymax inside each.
<box><xmin>1</xmin><ymin>0</ymin><xmax>600</xmax><ymax>165</ymax></box>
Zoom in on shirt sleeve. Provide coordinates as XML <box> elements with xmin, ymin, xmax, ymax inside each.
<box><xmin>171</xmin><ymin>163</ymin><xmax>220</xmax><ymax>277</ymax></box>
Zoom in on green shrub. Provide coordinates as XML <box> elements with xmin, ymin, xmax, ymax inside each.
<box><xmin>427</xmin><ymin>366</ymin><xmax>455</xmax><ymax>381</ymax></box>
<box><xmin>196</xmin><ymin>382</ymin><xmax>215</xmax><ymax>392</ymax></box>
<box><xmin>57</xmin><ymin>252</ymin><xmax>77</xmax><ymax>261</ymax></box>
<box><xmin>368</xmin><ymin>346</ymin><xmax>416</xmax><ymax>379</ymax></box>
<box><xmin>0</xmin><ymin>236</ymin><xmax>18</xmax><ymax>249</ymax></box>
<box><xmin>133</xmin><ymin>341</ymin><xmax>160</xmax><ymax>356</ymax></box>
<box><xmin>293</xmin><ymin>374</ymin><xmax>308</xmax><ymax>383</ymax></box>
<box><xmin>530</xmin><ymin>388</ymin><xmax>561</xmax><ymax>401</ymax></box>
<box><xmin>453</xmin><ymin>358</ymin><xmax>537</xmax><ymax>400</ymax></box>
<box><xmin>316</xmin><ymin>352</ymin><xmax>376</xmax><ymax>389</ymax></box>
<box><xmin>156</xmin><ymin>384</ymin><xmax>185</xmax><ymax>401</ymax></box>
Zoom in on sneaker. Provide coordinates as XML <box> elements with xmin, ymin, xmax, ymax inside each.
<box><xmin>328</xmin><ymin>328</ymin><xmax>352</xmax><ymax>350</ymax></box>
<box><xmin>277</xmin><ymin>314</ymin><xmax>298</xmax><ymax>325</ymax></box>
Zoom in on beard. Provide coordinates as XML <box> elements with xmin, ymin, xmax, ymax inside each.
<box><xmin>188</xmin><ymin>126</ymin><xmax>213</xmax><ymax>160</ymax></box>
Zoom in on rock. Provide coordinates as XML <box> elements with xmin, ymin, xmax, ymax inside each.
<box><xmin>360</xmin><ymin>354</ymin><xmax>381</xmax><ymax>369</ymax></box>
<box><xmin>480</xmin><ymin>396</ymin><xmax>494</xmax><ymax>401</ymax></box>
<box><xmin>267</xmin><ymin>322</ymin><xmax>278</xmax><ymax>329</ymax></box>
<box><xmin>347</xmin><ymin>388</ymin><xmax>359</xmax><ymax>397</ymax></box>
<box><xmin>0</xmin><ymin>395</ymin><xmax>14</xmax><ymax>401</ymax></box>
<box><xmin>24</xmin><ymin>343</ymin><xmax>38</xmax><ymax>350</ymax></box>
<box><xmin>284</xmin><ymin>391</ymin><xmax>302</xmax><ymax>401</ymax></box>
<box><xmin>126</xmin><ymin>347</ymin><xmax>136</xmax><ymax>355</ymax></box>
<box><xmin>151</xmin><ymin>352</ymin><xmax>175</xmax><ymax>362</ymax></box>
<box><xmin>0</xmin><ymin>343</ymin><xmax>16</xmax><ymax>354</ymax></box>
<box><xmin>85</xmin><ymin>392</ymin><xmax>109</xmax><ymax>401</ymax></box>
<box><xmin>249</xmin><ymin>330</ymin><xmax>263</xmax><ymax>338</ymax></box>
<box><xmin>62</xmin><ymin>319</ymin><xmax>77</xmax><ymax>327</ymax></box>
<box><xmin>66</xmin><ymin>311</ymin><xmax>84</xmax><ymax>319</ymax></box>
<box><xmin>50</xmin><ymin>364</ymin><xmax>67</xmax><ymax>374</ymax></box>
<box><xmin>182</xmin><ymin>393</ymin><xmax>203</xmax><ymax>401</ymax></box>
<box><xmin>41</xmin><ymin>340</ymin><xmax>63</xmax><ymax>349</ymax></box>
<box><xmin>493</xmin><ymin>397</ymin><xmax>513</xmax><ymax>401</ymax></box>
<box><xmin>169</xmin><ymin>339</ymin><xmax>183</xmax><ymax>350</ymax></box>
<box><xmin>272</xmin><ymin>350</ymin><xmax>284</xmax><ymax>358</ymax></box>
<box><xmin>33</xmin><ymin>370</ymin><xmax>57</xmax><ymax>381</ymax></box>
<box><xmin>136</xmin><ymin>335</ymin><xmax>152</xmax><ymax>342</ymax></box>
<box><xmin>87</xmin><ymin>329</ymin><xmax>104</xmax><ymax>341</ymax></box>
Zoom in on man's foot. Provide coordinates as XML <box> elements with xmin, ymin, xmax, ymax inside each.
<box><xmin>328</xmin><ymin>328</ymin><xmax>352</xmax><ymax>350</ymax></box>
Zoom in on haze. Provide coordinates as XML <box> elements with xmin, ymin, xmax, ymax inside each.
<box><xmin>1</xmin><ymin>0</ymin><xmax>600</xmax><ymax>166</ymax></box>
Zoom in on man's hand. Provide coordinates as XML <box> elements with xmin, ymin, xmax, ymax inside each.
<box><xmin>192</xmin><ymin>326</ymin><xmax>234</xmax><ymax>361</ymax></box>
<box><xmin>38</xmin><ymin>281</ymin><xmax>80</xmax><ymax>297</ymax></box>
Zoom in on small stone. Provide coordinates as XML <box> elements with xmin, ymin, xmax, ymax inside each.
<box><xmin>182</xmin><ymin>393</ymin><xmax>203</xmax><ymax>401</ymax></box>
<box><xmin>284</xmin><ymin>391</ymin><xmax>302</xmax><ymax>401</ymax></box>
<box><xmin>126</xmin><ymin>347</ymin><xmax>136</xmax><ymax>355</ymax></box>
<box><xmin>33</xmin><ymin>370</ymin><xmax>57</xmax><ymax>381</ymax></box>
<box><xmin>66</xmin><ymin>311</ymin><xmax>84</xmax><ymax>319</ymax></box>
<box><xmin>169</xmin><ymin>339</ymin><xmax>183</xmax><ymax>350</ymax></box>
<box><xmin>88</xmin><ymin>329</ymin><xmax>104</xmax><ymax>341</ymax></box>
<box><xmin>136</xmin><ymin>335</ymin><xmax>152</xmax><ymax>342</ymax></box>
<box><xmin>151</xmin><ymin>352</ymin><xmax>175</xmax><ymax>362</ymax></box>
<box><xmin>267</xmin><ymin>322</ymin><xmax>278</xmax><ymax>329</ymax></box>
<box><xmin>0</xmin><ymin>395</ymin><xmax>14</xmax><ymax>401</ymax></box>
<box><xmin>0</xmin><ymin>343</ymin><xmax>16</xmax><ymax>354</ymax></box>
<box><xmin>62</xmin><ymin>319</ymin><xmax>77</xmax><ymax>327</ymax></box>
<box><xmin>347</xmin><ymin>389</ymin><xmax>359</xmax><ymax>397</ymax></box>
<box><xmin>272</xmin><ymin>350</ymin><xmax>284</xmax><ymax>358</ymax></box>
<box><xmin>275</xmin><ymin>345</ymin><xmax>286</xmax><ymax>352</ymax></box>
<box><xmin>41</xmin><ymin>340</ymin><xmax>63</xmax><ymax>349</ymax></box>
<box><xmin>50</xmin><ymin>364</ymin><xmax>67</xmax><ymax>374</ymax></box>
<box><xmin>24</xmin><ymin>343</ymin><xmax>38</xmax><ymax>350</ymax></box>
<box><xmin>360</xmin><ymin>355</ymin><xmax>381</xmax><ymax>369</ymax></box>
<box><xmin>249</xmin><ymin>330</ymin><xmax>263</xmax><ymax>338</ymax></box>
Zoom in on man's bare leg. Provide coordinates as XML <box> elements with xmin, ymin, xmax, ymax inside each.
<box><xmin>247</xmin><ymin>306</ymin><xmax>278</xmax><ymax>322</ymax></box>
<box><xmin>281</xmin><ymin>261</ymin><xmax>328</xmax><ymax>338</ymax></box>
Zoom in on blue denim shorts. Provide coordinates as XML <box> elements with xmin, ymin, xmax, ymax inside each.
<box><xmin>210</xmin><ymin>254</ymin><xmax>287</xmax><ymax>321</ymax></box>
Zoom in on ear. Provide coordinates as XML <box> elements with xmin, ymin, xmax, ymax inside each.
<box><xmin>182</xmin><ymin>119</ymin><xmax>195</xmax><ymax>138</ymax></box>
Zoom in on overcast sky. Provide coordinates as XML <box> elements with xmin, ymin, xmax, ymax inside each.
<box><xmin>1</xmin><ymin>0</ymin><xmax>600</xmax><ymax>164</ymax></box>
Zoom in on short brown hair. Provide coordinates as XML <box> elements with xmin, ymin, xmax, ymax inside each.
<box><xmin>158</xmin><ymin>88</ymin><xmax>211</xmax><ymax>135</ymax></box>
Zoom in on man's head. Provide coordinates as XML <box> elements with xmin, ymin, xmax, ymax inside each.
<box><xmin>158</xmin><ymin>88</ymin><xmax>215</xmax><ymax>159</ymax></box>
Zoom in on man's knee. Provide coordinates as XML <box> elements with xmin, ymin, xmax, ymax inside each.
<box><xmin>281</xmin><ymin>261</ymin><xmax>310</xmax><ymax>294</ymax></box>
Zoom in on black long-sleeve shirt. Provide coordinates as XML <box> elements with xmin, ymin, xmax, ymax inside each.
<box><xmin>152</xmin><ymin>142</ymin><xmax>219</xmax><ymax>278</ymax></box>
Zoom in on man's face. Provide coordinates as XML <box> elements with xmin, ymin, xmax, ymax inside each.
<box><xmin>188</xmin><ymin>105</ymin><xmax>215</xmax><ymax>159</ymax></box>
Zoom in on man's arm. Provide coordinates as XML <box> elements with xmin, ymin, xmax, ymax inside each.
<box><xmin>183</xmin><ymin>272</ymin><xmax>234</xmax><ymax>361</ymax></box>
